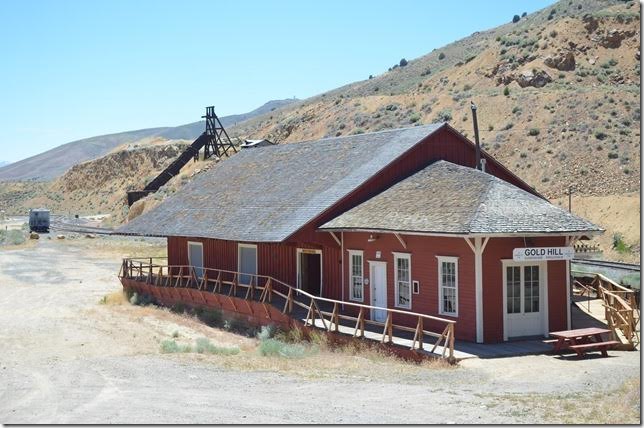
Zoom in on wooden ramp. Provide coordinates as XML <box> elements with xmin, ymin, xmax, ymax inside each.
<box><xmin>119</xmin><ymin>258</ymin><xmax>457</xmax><ymax>361</ymax></box>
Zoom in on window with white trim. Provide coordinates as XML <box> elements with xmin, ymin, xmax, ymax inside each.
<box><xmin>438</xmin><ymin>256</ymin><xmax>458</xmax><ymax>316</ymax></box>
<box><xmin>394</xmin><ymin>253</ymin><xmax>411</xmax><ymax>309</ymax></box>
<box><xmin>348</xmin><ymin>250</ymin><xmax>364</xmax><ymax>301</ymax></box>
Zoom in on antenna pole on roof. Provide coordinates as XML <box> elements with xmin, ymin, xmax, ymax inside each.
<box><xmin>470</xmin><ymin>101</ymin><xmax>482</xmax><ymax>171</ymax></box>
<box><xmin>198</xmin><ymin>106</ymin><xmax>238</xmax><ymax>161</ymax></box>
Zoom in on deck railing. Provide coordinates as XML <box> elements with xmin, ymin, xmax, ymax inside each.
<box><xmin>592</xmin><ymin>273</ymin><xmax>640</xmax><ymax>349</ymax></box>
<box><xmin>119</xmin><ymin>258</ymin><xmax>456</xmax><ymax>359</ymax></box>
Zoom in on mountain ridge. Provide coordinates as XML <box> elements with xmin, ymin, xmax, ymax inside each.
<box><xmin>0</xmin><ymin>98</ymin><xmax>298</xmax><ymax>181</ymax></box>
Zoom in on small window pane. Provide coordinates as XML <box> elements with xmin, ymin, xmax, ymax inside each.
<box><xmin>350</xmin><ymin>253</ymin><xmax>363</xmax><ymax>301</ymax></box>
<box><xmin>396</xmin><ymin>256</ymin><xmax>411</xmax><ymax>308</ymax></box>
<box><xmin>440</xmin><ymin>260</ymin><xmax>458</xmax><ymax>315</ymax></box>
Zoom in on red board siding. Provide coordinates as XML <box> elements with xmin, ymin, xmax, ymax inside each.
<box><xmin>167</xmin><ymin>237</ymin><xmax>343</xmax><ymax>300</ymax></box>
<box><xmin>482</xmin><ymin>236</ymin><xmax>568</xmax><ymax>343</ymax></box>
<box><xmin>341</xmin><ymin>232</ymin><xmax>476</xmax><ymax>342</ymax></box>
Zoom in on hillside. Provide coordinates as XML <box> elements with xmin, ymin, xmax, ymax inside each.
<box><xmin>226</xmin><ymin>0</ymin><xmax>639</xmax><ymax>201</ymax></box>
<box><xmin>1</xmin><ymin>0</ymin><xmax>639</xmax><ymax>262</ymax></box>
<box><xmin>0</xmin><ymin>99</ymin><xmax>298</xmax><ymax>181</ymax></box>
<box><xmin>0</xmin><ymin>141</ymin><xmax>190</xmax><ymax>222</ymax></box>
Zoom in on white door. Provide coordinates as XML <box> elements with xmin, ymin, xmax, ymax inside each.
<box><xmin>504</xmin><ymin>263</ymin><xmax>547</xmax><ymax>339</ymax></box>
<box><xmin>238</xmin><ymin>244</ymin><xmax>258</xmax><ymax>286</ymax></box>
<box><xmin>369</xmin><ymin>262</ymin><xmax>387</xmax><ymax>322</ymax></box>
<box><xmin>188</xmin><ymin>242</ymin><xmax>204</xmax><ymax>279</ymax></box>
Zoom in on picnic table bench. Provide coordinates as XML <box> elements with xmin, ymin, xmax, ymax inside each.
<box><xmin>547</xmin><ymin>327</ymin><xmax>619</xmax><ymax>358</ymax></box>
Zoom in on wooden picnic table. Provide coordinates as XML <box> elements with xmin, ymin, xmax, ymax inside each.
<box><xmin>548</xmin><ymin>327</ymin><xmax>619</xmax><ymax>357</ymax></box>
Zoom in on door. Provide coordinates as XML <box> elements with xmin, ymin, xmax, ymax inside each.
<box><xmin>298</xmin><ymin>249</ymin><xmax>322</xmax><ymax>295</ymax></box>
<box><xmin>504</xmin><ymin>263</ymin><xmax>546</xmax><ymax>339</ymax></box>
<box><xmin>187</xmin><ymin>242</ymin><xmax>204</xmax><ymax>279</ymax></box>
<box><xmin>238</xmin><ymin>244</ymin><xmax>257</xmax><ymax>286</ymax></box>
<box><xmin>369</xmin><ymin>262</ymin><xmax>387</xmax><ymax>322</ymax></box>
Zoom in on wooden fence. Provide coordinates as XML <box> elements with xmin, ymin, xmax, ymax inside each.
<box><xmin>119</xmin><ymin>258</ymin><xmax>456</xmax><ymax>360</ymax></box>
<box><xmin>592</xmin><ymin>273</ymin><xmax>640</xmax><ymax>350</ymax></box>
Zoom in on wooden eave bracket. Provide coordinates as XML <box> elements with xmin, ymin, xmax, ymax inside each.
<box><xmin>394</xmin><ymin>233</ymin><xmax>407</xmax><ymax>250</ymax></box>
<box><xmin>329</xmin><ymin>231</ymin><xmax>341</xmax><ymax>247</ymax></box>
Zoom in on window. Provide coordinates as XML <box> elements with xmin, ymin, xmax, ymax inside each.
<box><xmin>524</xmin><ymin>265</ymin><xmax>540</xmax><ymax>313</ymax></box>
<box><xmin>506</xmin><ymin>266</ymin><xmax>521</xmax><ymax>314</ymax></box>
<box><xmin>438</xmin><ymin>256</ymin><xmax>458</xmax><ymax>316</ymax></box>
<box><xmin>348</xmin><ymin>250</ymin><xmax>364</xmax><ymax>301</ymax></box>
<box><xmin>394</xmin><ymin>253</ymin><xmax>411</xmax><ymax>309</ymax></box>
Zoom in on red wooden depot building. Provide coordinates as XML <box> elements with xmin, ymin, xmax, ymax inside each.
<box><xmin>119</xmin><ymin>123</ymin><xmax>602</xmax><ymax>343</ymax></box>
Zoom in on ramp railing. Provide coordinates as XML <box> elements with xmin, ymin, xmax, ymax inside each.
<box><xmin>591</xmin><ymin>273</ymin><xmax>640</xmax><ymax>349</ymax></box>
<box><xmin>119</xmin><ymin>258</ymin><xmax>456</xmax><ymax>359</ymax></box>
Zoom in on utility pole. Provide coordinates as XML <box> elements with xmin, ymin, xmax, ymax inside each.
<box><xmin>567</xmin><ymin>186</ymin><xmax>573</xmax><ymax>213</ymax></box>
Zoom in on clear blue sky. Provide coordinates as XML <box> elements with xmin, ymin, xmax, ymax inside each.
<box><xmin>0</xmin><ymin>0</ymin><xmax>555</xmax><ymax>162</ymax></box>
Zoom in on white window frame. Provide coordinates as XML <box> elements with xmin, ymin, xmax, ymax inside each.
<box><xmin>393</xmin><ymin>252</ymin><xmax>412</xmax><ymax>309</ymax></box>
<box><xmin>187</xmin><ymin>241</ymin><xmax>204</xmax><ymax>279</ymax></box>
<box><xmin>437</xmin><ymin>256</ymin><xmax>459</xmax><ymax>317</ymax></box>
<box><xmin>347</xmin><ymin>250</ymin><xmax>364</xmax><ymax>302</ymax></box>
<box><xmin>237</xmin><ymin>243</ymin><xmax>258</xmax><ymax>286</ymax></box>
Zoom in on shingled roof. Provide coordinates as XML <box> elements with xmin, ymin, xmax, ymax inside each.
<box><xmin>117</xmin><ymin>123</ymin><xmax>444</xmax><ymax>241</ymax></box>
<box><xmin>319</xmin><ymin>161</ymin><xmax>603</xmax><ymax>236</ymax></box>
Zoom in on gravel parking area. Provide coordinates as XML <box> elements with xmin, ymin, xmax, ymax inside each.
<box><xmin>0</xmin><ymin>238</ymin><xmax>639</xmax><ymax>424</ymax></box>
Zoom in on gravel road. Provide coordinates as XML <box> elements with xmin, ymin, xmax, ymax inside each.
<box><xmin>0</xmin><ymin>238</ymin><xmax>639</xmax><ymax>424</ymax></box>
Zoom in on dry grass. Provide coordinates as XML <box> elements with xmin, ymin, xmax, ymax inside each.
<box><xmin>495</xmin><ymin>377</ymin><xmax>640</xmax><ymax>424</ymax></box>
<box><xmin>57</xmin><ymin>236</ymin><xmax>167</xmax><ymax>259</ymax></box>
<box><xmin>99</xmin><ymin>291</ymin><xmax>128</xmax><ymax>305</ymax></box>
<box><xmin>179</xmin><ymin>325</ymin><xmax>454</xmax><ymax>381</ymax></box>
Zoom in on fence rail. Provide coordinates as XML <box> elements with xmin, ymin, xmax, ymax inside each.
<box><xmin>119</xmin><ymin>258</ymin><xmax>456</xmax><ymax>359</ymax></box>
<box><xmin>590</xmin><ymin>273</ymin><xmax>640</xmax><ymax>349</ymax></box>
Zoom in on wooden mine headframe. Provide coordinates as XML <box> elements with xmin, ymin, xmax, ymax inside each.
<box><xmin>198</xmin><ymin>106</ymin><xmax>238</xmax><ymax>160</ymax></box>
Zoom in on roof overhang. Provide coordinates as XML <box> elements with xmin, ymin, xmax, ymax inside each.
<box><xmin>316</xmin><ymin>227</ymin><xmax>604</xmax><ymax>239</ymax></box>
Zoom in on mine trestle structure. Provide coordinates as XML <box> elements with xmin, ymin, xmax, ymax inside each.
<box><xmin>127</xmin><ymin>106</ymin><xmax>238</xmax><ymax>206</ymax></box>
<box><xmin>119</xmin><ymin>257</ymin><xmax>456</xmax><ymax>360</ymax></box>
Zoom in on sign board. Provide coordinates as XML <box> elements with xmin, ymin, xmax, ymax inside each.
<box><xmin>512</xmin><ymin>247</ymin><xmax>575</xmax><ymax>261</ymax></box>
<box><xmin>300</xmin><ymin>249</ymin><xmax>319</xmax><ymax>255</ymax></box>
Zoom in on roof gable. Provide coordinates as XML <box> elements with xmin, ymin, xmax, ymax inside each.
<box><xmin>320</xmin><ymin>161</ymin><xmax>602</xmax><ymax>236</ymax></box>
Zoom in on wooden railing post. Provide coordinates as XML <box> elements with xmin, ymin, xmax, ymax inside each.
<box><xmin>354</xmin><ymin>307</ymin><xmax>365</xmax><ymax>337</ymax></box>
<box><xmin>283</xmin><ymin>288</ymin><xmax>293</xmax><ymax>314</ymax></box>
<box><xmin>382</xmin><ymin>313</ymin><xmax>392</xmax><ymax>343</ymax></box>
<box><xmin>331</xmin><ymin>302</ymin><xmax>339</xmax><ymax>332</ymax></box>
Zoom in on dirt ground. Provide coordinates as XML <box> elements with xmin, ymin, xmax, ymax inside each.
<box><xmin>0</xmin><ymin>237</ymin><xmax>640</xmax><ymax>424</ymax></box>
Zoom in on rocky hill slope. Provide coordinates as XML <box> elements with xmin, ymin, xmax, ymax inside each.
<box><xmin>226</xmin><ymin>0</ymin><xmax>639</xmax><ymax>201</ymax></box>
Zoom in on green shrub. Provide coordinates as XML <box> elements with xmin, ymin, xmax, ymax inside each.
<box><xmin>399</xmin><ymin>58</ymin><xmax>408</xmax><ymax>67</ymax></box>
<box><xmin>612</xmin><ymin>233</ymin><xmax>630</xmax><ymax>254</ymax></box>
<box><xmin>595</xmin><ymin>131</ymin><xmax>607</xmax><ymax>140</ymax></box>
<box><xmin>438</xmin><ymin>52</ymin><xmax>445</xmax><ymax>60</ymax></box>
<box><xmin>258</xmin><ymin>338</ymin><xmax>307</xmax><ymax>358</ymax></box>
<box><xmin>129</xmin><ymin>292</ymin><xmax>153</xmax><ymax>306</ymax></box>
<box><xmin>512</xmin><ymin>14</ymin><xmax>520</xmax><ymax>23</ymax></box>
<box><xmin>160</xmin><ymin>340</ymin><xmax>192</xmax><ymax>353</ymax></box>
<box><xmin>528</xmin><ymin>128</ymin><xmax>540</xmax><ymax>136</ymax></box>
<box><xmin>435</xmin><ymin>108</ymin><xmax>452</xmax><ymax>122</ymax></box>
<box><xmin>503</xmin><ymin>86</ymin><xmax>510</xmax><ymax>96</ymax></box>
<box><xmin>608</xmin><ymin>152</ymin><xmax>619</xmax><ymax>159</ymax></box>
<box><xmin>195</xmin><ymin>338</ymin><xmax>240</xmax><ymax>355</ymax></box>
<box><xmin>409</xmin><ymin>113</ymin><xmax>421</xmax><ymax>124</ymax></box>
